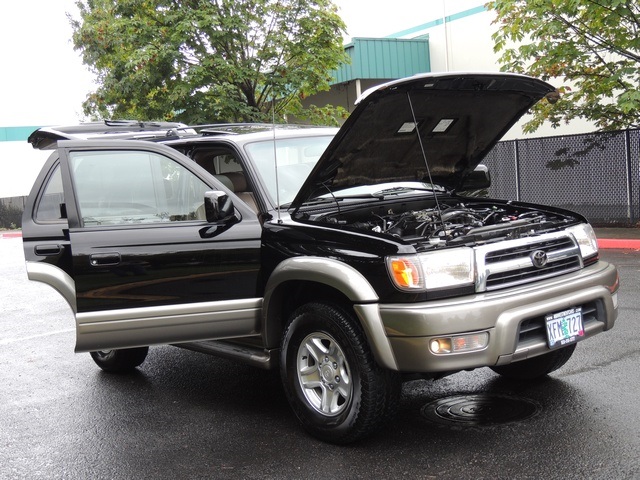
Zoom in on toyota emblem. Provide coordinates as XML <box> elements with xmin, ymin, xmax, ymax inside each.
<box><xmin>531</xmin><ymin>250</ymin><xmax>548</xmax><ymax>268</ymax></box>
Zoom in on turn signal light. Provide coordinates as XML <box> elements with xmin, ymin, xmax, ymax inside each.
<box><xmin>389</xmin><ymin>258</ymin><xmax>422</xmax><ymax>289</ymax></box>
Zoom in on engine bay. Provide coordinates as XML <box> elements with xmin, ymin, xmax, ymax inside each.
<box><xmin>314</xmin><ymin>198</ymin><xmax>576</xmax><ymax>248</ymax></box>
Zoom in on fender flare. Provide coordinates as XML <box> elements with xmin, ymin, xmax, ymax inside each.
<box><xmin>263</xmin><ymin>256</ymin><xmax>399</xmax><ymax>370</ymax></box>
<box><xmin>26</xmin><ymin>261</ymin><xmax>77</xmax><ymax>313</ymax></box>
<box><xmin>264</xmin><ymin>256</ymin><xmax>379</xmax><ymax>305</ymax></box>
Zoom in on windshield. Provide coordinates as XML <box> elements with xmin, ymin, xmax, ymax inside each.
<box><xmin>245</xmin><ymin>135</ymin><xmax>333</xmax><ymax>206</ymax></box>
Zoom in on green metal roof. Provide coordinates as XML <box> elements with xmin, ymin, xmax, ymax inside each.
<box><xmin>331</xmin><ymin>37</ymin><xmax>430</xmax><ymax>85</ymax></box>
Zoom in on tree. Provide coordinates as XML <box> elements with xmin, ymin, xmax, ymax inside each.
<box><xmin>488</xmin><ymin>0</ymin><xmax>640</xmax><ymax>132</ymax></box>
<box><xmin>70</xmin><ymin>0</ymin><xmax>349</xmax><ymax>124</ymax></box>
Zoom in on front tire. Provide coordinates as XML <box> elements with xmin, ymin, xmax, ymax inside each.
<box><xmin>490</xmin><ymin>344</ymin><xmax>577</xmax><ymax>380</ymax></box>
<box><xmin>90</xmin><ymin>347</ymin><xmax>149</xmax><ymax>373</ymax></box>
<box><xmin>280</xmin><ymin>302</ymin><xmax>400</xmax><ymax>444</ymax></box>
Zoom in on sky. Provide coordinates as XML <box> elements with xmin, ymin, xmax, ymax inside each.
<box><xmin>0</xmin><ymin>0</ymin><xmax>428</xmax><ymax>127</ymax></box>
<box><xmin>0</xmin><ymin>0</ymin><xmax>95</xmax><ymax>126</ymax></box>
<box><xmin>0</xmin><ymin>0</ymin><xmax>437</xmax><ymax>198</ymax></box>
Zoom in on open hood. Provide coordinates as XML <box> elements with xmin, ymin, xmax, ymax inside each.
<box><xmin>290</xmin><ymin>72</ymin><xmax>555</xmax><ymax>209</ymax></box>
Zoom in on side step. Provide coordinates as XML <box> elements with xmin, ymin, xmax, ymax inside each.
<box><xmin>173</xmin><ymin>339</ymin><xmax>277</xmax><ymax>370</ymax></box>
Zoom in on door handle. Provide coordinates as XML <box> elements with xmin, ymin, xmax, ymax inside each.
<box><xmin>89</xmin><ymin>253</ymin><xmax>121</xmax><ymax>266</ymax></box>
<box><xmin>34</xmin><ymin>244</ymin><xmax>63</xmax><ymax>256</ymax></box>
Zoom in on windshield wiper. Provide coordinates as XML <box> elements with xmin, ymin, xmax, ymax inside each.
<box><xmin>299</xmin><ymin>186</ymin><xmax>442</xmax><ymax>206</ymax></box>
<box><xmin>371</xmin><ymin>186</ymin><xmax>440</xmax><ymax>197</ymax></box>
<box><xmin>298</xmin><ymin>197</ymin><xmax>342</xmax><ymax>206</ymax></box>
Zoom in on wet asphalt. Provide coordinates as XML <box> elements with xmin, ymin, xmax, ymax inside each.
<box><xmin>2</xmin><ymin>237</ymin><xmax>640</xmax><ymax>479</ymax></box>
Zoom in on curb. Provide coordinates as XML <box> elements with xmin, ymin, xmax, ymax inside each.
<box><xmin>0</xmin><ymin>232</ymin><xmax>22</xmax><ymax>239</ymax></box>
<box><xmin>598</xmin><ymin>238</ymin><xmax>640</xmax><ymax>250</ymax></box>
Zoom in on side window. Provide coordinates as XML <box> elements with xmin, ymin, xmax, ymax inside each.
<box><xmin>192</xmin><ymin>148</ymin><xmax>242</xmax><ymax>175</ymax></box>
<box><xmin>35</xmin><ymin>164</ymin><xmax>65</xmax><ymax>222</ymax></box>
<box><xmin>69</xmin><ymin>150</ymin><xmax>210</xmax><ymax>227</ymax></box>
<box><xmin>213</xmin><ymin>153</ymin><xmax>242</xmax><ymax>174</ymax></box>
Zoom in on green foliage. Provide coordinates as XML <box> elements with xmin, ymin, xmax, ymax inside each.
<box><xmin>71</xmin><ymin>0</ymin><xmax>348</xmax><ymax>124</ymax></box>
<box><xmin>488</xmin><ymin>0</ymin><xmax>640</xmax><ymax>132</ymax></box>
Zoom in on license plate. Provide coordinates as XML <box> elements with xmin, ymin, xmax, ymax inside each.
<box><xmin>545</xmin><ymin>307</ymin><xmax>584</xmax><ymax>349</ymax></box>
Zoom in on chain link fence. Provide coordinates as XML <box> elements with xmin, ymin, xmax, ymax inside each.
<box><xmin>0</xmin><ymin>197</ymin><xmax>24</xmax><ymax>229</ymax></box>
<box><xmin>484</xmin><ymin>129</ymin><xmax>640</xmax><ymax>226</ymax></box>
<box><xmin>3</xmin><ymin>129</ymin><xmax>640</xmax><ymax>228</ymax></box>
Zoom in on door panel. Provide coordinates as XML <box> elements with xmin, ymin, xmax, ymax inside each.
<box><xmin>57</xmin><ymin>140</ymin><xmax>262</xmax><ymax>351</ymax></box>
<box><xmin>22</xmin><ymin>158</ymin><xmax>75</xmax><ymax>309</ymax></box>
<box><xmin>69</xmin><ymin>224</ymin><xmax>261</xmax><ymax>312</ymax></box>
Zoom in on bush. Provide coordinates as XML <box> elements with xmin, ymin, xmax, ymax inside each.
<box><xmin>0</xmin><ymin>203</ymin><xmax>22</xmax><ymax>229</ymax></box>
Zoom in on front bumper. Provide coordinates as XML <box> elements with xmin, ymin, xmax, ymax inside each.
<box><xmin>355</xmin><ymin>261</ymin><xmax>618</xmax><ymax>373</ymax></box>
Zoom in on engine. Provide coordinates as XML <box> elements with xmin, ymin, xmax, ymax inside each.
<box><xmin>321</xmin><ymin>201</ymin><xmax>570</xmax><ymax>246</ymax></box>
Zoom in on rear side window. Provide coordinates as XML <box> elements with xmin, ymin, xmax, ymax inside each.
<box><xmin>35</xmin><ymin>164</ymin><xmax>65</xmax><ymax>222</ymax></box>
<box><xmin>68</xmin><ymin>150</ymin><xmax>210</xmax><ymax>227</ymax></box>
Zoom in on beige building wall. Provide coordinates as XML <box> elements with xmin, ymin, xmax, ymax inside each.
<box><xmin>324</xmin><ymin>0</ymin><xmax>598</xmax><ymax>139</ymax></box>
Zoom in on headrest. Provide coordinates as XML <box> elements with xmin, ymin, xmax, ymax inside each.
<box><xmin>214</xmin><ymin>175</ymin><xmax>234</xmax><ymax>191</ymax></box>
<box><xmin>225</xmin><ymin>172</ymin><xmax>247</xmax><ymax>192</ymax></box>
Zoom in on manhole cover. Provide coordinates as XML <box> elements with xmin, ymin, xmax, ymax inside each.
<box><xmin>421</xmin><ymin>394</ymin><xmax>541</xmax><ymax>427</ymax></box>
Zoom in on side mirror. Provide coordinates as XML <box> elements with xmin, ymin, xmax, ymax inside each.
<box><xmin>204</xmin><ymin>191</ymin><xmax>236</xmax><ymax>223</ymax></box>
<box><xmin>461</xmin><ymin>164</ymin><xmax>491</xmax><ymax>190</ymax></box>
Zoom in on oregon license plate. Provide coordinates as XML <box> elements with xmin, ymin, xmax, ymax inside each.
<box><xmin>545</xmin><ymin>307</ymin><xmax>584</xmax><ymax>349</ymax></box>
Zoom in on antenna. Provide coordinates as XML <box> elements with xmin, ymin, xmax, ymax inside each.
<box><xmin>406</xmin><ymin>91</ymin><xmax>446</xmax><ymax>234</ymax></box>
<box><xmin>272</xmin><ymin>75</ymin><xmax>283</xmax><ymax>224</ymax></box>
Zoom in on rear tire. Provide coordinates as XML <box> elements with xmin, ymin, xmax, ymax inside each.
<box><xmin>490</xmin><ymin>344</ymin><xmax>577</xmax><ymax>380</ymax></box>
<box><xmin>280</xmin><ymin>302</ymin><xmax>400</xmax><ymax>444</ymax></box>
<box><xmin>90</xmin><ymin>347</ymin><xmax>149</xmax><ymax>373</ymax></box>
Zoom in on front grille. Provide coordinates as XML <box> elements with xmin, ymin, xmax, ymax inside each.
<box><xmin>477</xmin><ymin>233</ymin><xmax>583</xmax><ymax>292</ymax></box>
<box><xmin>517</xmin><ymin>301</ymin><xmax>600</xmax><ymax>348</ymax></box>
<box><xmin>485</xmin><ymin>237</ymin><xmax>575</xmax><ymax>263</ymax></box>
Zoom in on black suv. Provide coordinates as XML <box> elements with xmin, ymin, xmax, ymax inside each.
<box><xmin>23</xmin><ymin>73</ymin><xmax>619</xmax><ymax>444</ymax></box>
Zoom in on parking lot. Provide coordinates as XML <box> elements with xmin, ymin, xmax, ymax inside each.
<box><xmin>2</xmin><ymin>236</ymin><xmax>640</xmax><ymax>479</ymax></box>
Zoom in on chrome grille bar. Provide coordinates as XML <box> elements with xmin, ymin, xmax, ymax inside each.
<box><xmin>474</xmin><ymin>232</ymin><xmax>583</xmax><ymax>292</ymax></box>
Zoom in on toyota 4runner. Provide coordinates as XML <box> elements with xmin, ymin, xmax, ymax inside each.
<box><xmin>22</xmin><ymin>73</ymin><xmax>619</xmax><ymax>443</ymax></box>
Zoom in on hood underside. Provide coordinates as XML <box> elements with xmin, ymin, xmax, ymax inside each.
<box><xmin>291</xmin><ymin>72</ymin><xmax>555</xmax><ymax>208</ymax></box>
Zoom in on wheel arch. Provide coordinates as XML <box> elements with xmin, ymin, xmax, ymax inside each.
<box><xmin>262</xmin><ymin>257</ymin><xmax>398</xmax><ymax>370</ymax></box>
<box><xmin>25</xmin><ymin>261</ymin><xmax>77</xmax><ymax>313</ymax></box>
<box><xmin>262</xmin><ymin>257</ymin><xmax>378</xmax><ymax>347</ymax></box>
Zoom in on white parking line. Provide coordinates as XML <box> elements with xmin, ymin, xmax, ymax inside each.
<box><xmin>0</xmin><ymin>328</ymin><xmax>74</xmax><ymax>346</ymax></box>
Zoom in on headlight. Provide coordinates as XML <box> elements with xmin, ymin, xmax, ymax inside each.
<box><xmin>387</xmin><ymin>247</ymin><xmax>475</xmax><ymax>292</ymax></box>
<box><xmin>567</xmin><ymin>223</ymin><xmax>599</xmax><ymax>259</ymax></box>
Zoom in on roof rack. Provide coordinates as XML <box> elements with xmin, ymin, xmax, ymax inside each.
<box><xmin>27</xmin><ymin>120</ymin><xmax>196</xmax><ymax>149</ymax></box>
